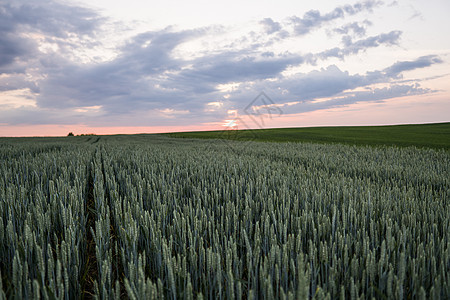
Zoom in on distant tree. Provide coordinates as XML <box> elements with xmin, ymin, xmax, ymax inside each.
<box><xmin>67</xmin><ymin>132</ymin><xmax>74</xmax><ymax>136</ymax></box>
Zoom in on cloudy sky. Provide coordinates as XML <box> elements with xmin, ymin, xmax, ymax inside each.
<box><xmin>0</xmin><ymin>0</ymin><xmax>449</xmax><ymax>136</ymax></box>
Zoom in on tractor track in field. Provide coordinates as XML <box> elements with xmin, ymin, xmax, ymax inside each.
<box><xmin>100</xmin><ymin>149</ymin><xmax>126</xmax><ymax>298</ymax></box>
<box><xmin>81</xmin><ymin>143</ymin><xmax>125</xmax><ymax>298</ymax></box>
<box><xmin>81</xmin><ymin>156</ymin><xmax>97</xmax><ymax>299</ymax></box>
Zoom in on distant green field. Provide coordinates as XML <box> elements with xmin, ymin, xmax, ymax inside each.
<box><xmin>166</xmin><ymin>122</ymin><xmax>450</xmax><ymax>150</ymax></box>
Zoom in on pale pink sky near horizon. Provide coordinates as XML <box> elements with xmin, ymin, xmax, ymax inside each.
<box><xmin>1</xmin><ymin>0</ymin><xmax>449</xmax><ymax>137</ymax></box>
<box><xmin>2</xmin><ymin>93</ymin><xmax>448</xmax><ymax>137</ymax></box>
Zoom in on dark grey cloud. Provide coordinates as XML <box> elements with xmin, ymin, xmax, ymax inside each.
<box><xmin>157</xmin><ymin>27</ymin><xmax>402</xmax><ymax>97</ymax></box>
<box><xmin>177</xmin><ymin>53</ymin><xmax>303</xmax><ymax>85</ymax></box>
<box><xmin>304</xmin><ymin>57</ymin><xmax>440</xmax><ymax>98</ymax></box>
<box><xmin>222</xmin><ymin>64</ymin><xmax>435</xmax><ymax>119</ymax></box>
<box><xmin>0</xmin><ymin>0</ymin><xmax>101</xmax><ymax>70</ymax></box>
<box><xmin>219</xmin><ymin>55</ymin><xmax>441</xmax><ymax>119</ymax></box>
<box><xmin>7</xmin><ymin>1</ymin><xmax>101</xmax><ymax>37</ymax></box>
<box><xmin>281</xmin><ymin>65</ymin><xmax>366</xmax><ymax>100</ymax></box>
<box><xmin>279</xmin><ymin>83</ymin><xmax>433</xmax><ymax>115</ymax></box>
<box><xmin>0</xmin><ymin>0</ymin><xmax>443</xmax><ymax>128</ymax></box>
<box><xmin>394</xmin><ymin>73</ymin><xmax>450</xmax><ymax>84</ymax></box>
<box><xmin>0</xmin><ymin>75</ymin><xmax>39</xmax><ymax>93</ymax></box>
<box><xmin>0</xmin><ymin>33</ymin><xmax>31</xmax><ymax>68</ymax></box>
<box><xmin>0</xmin><ymin>6</ymin><xmax>34</xmax><ymax>68</ymax></box>
<box><xmin>34</xmin><ymin>31</ymin><xmax>306</xmax><ymax>114</ymax></box>
<box><xmin>384</xmin><ymin>55</ymin><xmax>443</xmax><ymax>77</ymax></box>
<box><xmin>290</xmin><ymin>0</ymin><xmax>382</xmax><ymax>35</ymax></box>
<box><xmin>333</xmin><ymin>20</ymin><xmax>372</xmax><ymax>37</ymax></box>
<box><xmin>260</xmin><ymin>18</ymin><xmax>282</xmax><ymax>34</ymax></box>
<box><xmin>317</xmin><ymin>30</ymin><xmax>401</xmax><ymax>60</ymax></box>
<box><xmin>36</xmin><ymin>27</ymin><xmax>216</xmax><ymax>112</ymax></box>
<box><xmin>2</xmin><ymin>58</ymin><xmax>438</xmax><ymax>127</ymax></box>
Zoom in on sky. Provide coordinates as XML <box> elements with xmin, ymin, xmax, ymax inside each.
<box><xmin>0</xmin><ymin>0</ymin><xmax>449</xmax><ymax>136</ymax></box>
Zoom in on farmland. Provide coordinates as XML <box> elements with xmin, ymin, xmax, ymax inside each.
<box><xmin>0</xmin><ymin>134</ymin><xmax>449</xmax><ymax>299</ymax></box>
<box><xmin>166</xmin><ymin>122</ymin><xmax>450</xmax><ymax>150</ymax></box>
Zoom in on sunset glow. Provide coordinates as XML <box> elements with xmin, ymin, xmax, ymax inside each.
<box><xmin>1</xmin><ymin>0</ymin><xmax>449</xmax><ymax>136</ymax></box>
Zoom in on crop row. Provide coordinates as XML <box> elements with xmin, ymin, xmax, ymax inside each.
<box><xmin>0</xmin><ymin>136</ymin><xmax>449</xmax><ymax>299</ymax></box>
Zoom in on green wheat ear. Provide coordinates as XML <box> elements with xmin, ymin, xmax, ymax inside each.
<box><xmin>0</xmin><ymin>136</ymin><xmax>449</xmax><ymax>299</ymax></box>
